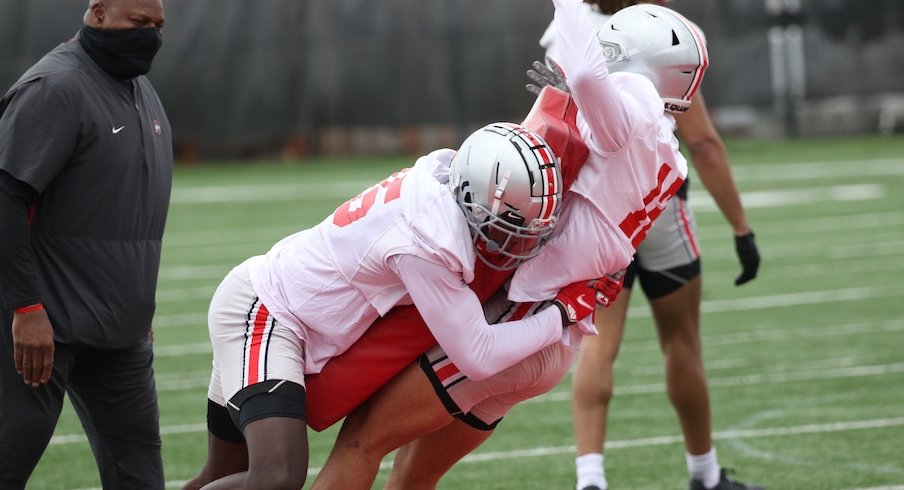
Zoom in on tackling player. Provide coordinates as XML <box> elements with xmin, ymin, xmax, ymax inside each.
<box><xmin>308</xmin><ymin>1</ymin><xmax>698</xmax><ymax>488</ymax></box>
<box><xmin>185</xmin><ymin>122</ymin><xmax>616</xmax><ymax>490</ymax></box>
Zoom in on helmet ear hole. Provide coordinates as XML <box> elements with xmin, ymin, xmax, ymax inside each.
<box><xmin>672</xmin><ymin>30</ymin><xmax>680</xmax><ymax>46</ymax></box>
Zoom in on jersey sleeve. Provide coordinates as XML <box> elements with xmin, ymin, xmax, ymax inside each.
<box><xmin>0</xmin><ymin>78</ymin><xmax>80</xmax><ymax>192</ymax></box>
<box><xmin>404</xmin><ymin>151</ymin><xmax>477</xmax><ymax>283</ymax></box>
<box><xmin>539</xmin><ymin>20</ymin><xmax>559</xmax><ymax>60</ymax></box>
<box><xmin>393</xmin><ymin>254</ymin><xmax>563</xmax><ymax>381</ymax></box>
<box><xmin>0</xmin><ymin>170</ymin><xmax>41</xmax><ymax>309</ymax></box>
<box><xmin>551</xmin><ymin>0</ymin><xmax>633</xmax><ymax>153</ymax></box>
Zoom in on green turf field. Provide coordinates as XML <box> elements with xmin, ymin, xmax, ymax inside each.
<box><xmin>29</xmin><ymin>135</ymin><xmax>904</xmax><ymax>489</ymax></box>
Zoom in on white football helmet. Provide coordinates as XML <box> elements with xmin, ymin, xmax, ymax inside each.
<box><xmin>449</xmin><ymin>122</ymin><xmax>563</xmax><ymax>271</ymax></box>
<box><xmin>597</xmin><ymin>4</ymin><xmax>709</xmax><ymax>113</ymax></box>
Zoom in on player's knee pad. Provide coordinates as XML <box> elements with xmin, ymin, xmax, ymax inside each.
<box><xmin>208</xmin><ymin>398</ymin><xmax>245</xmax><ymax>443</ymax></box>
<box><xmin>227</xmin><ymin>379</ymin><xmax>307</xmax><ymax>433</ymax></box>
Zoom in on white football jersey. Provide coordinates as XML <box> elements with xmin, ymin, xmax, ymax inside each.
<box><xmin>248</xmin><ymin>149</ymin><xmax>474</xmax><ymax>373</ymax></box>
<box><xmin>510</xmin><ymin>0</ymin><xmax>688</xmax><ymax>303</ymax></box>
<box><xmin>248</xmin><ymin>149</ymin><xmax>564</xmax><ymax>377</ymax></box>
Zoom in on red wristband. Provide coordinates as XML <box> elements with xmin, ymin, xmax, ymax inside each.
<box><xmin>14</xmin><ymin>303</ymin><xmax>44</xmax><ymax>314</ymax></box>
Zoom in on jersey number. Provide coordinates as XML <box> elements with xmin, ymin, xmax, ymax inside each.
<box><xmin>332</xmin><ymin>169</ymin><xmax>410</xmax><ymax>227</ymax></box>
<box><xmin>619</xmin><ymin>164</ymin><xmax>685</xmax><ymax>248</ymax></box>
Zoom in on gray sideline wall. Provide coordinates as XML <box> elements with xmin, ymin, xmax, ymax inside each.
<box><xmin>2</xmin><ymin>0</ymin><xmax>903</xmax><ymax>159</ymax></box>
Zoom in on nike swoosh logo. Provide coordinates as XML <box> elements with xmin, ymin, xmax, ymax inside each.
<box><xmin>112</xmin><ymin>126</ymin><xmax>125</xmax><ymax>134</ymax></box>
<box><xmin>576</xmin><ymin>294</ymin><xmax>595</xmax><ymax>311</ymax></box>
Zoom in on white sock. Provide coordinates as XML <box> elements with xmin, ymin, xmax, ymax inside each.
<box><xmin>686</xmin><ymin>448</ymin><xmax>721</xmax><ymax>489</ymax></box>
<box><xmin>575</xmin><ymin>453</ymin><xmax>607</xmax><ymax>490</ymax></box>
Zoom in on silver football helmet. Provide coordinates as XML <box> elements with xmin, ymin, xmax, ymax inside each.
<box><xmin>597</xmin><ymin>4</ymin><xmax>709</xmax><ymax>113</ymax></box>
<box><xmin>449</xmin><ymin>122</ymin><xmax>563</xmax><ymax>271</ymax></box>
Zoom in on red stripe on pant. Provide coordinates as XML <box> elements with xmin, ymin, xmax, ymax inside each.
<box><xmin>677</xmin><ymin>199</ymin><xmax>701</xmax><ymax>257</ymax></box>
<box><xmin>247</xmin><ymin>303</ymin><xmax>270</xmax><ymax>385</ymax></box>
<box><xmin>435</xmin><ymin>363</ymin><xmax>461</xmax><ymax>384</ymax></box>
<box><xmin>509</xmin><ymin>302</ymin><xmax>534</xmax><ymax>321</ymax></box>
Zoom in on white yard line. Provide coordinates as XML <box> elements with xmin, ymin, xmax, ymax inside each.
<box><xmin>66</xmin><ymin>416</ymin><xmax>904</xmax><ymax>489</ymax></box>
<box><xmin>154</xmin><ymin>286</ymin><xmax>904</xmax><ymax>334</ymax></box>
<box><xmin>148</xmin><ymin>285</ymin><xmax>904</xmax><ymax>348</ymax></box>
<box><xmin>623</xmin><ymin>285</ymin><xmax>903</xmax><ymax>319</ymax></box>
<box><xmin>152</xmin><ymin>248</ymin><xmax>904</xmax><ymax>300</ymax></box>
<box><xmin>453</xmin><ymin>417</ymin><xmax>904</xmax><ymax>460</ymax></box>
<box><xmin>150</xmin><ymin>255</ymin><xmax>904</xmax><ymax>311</ymax></box>
<box><xmin>169</xmin><ymin>180</ymin><xmax>373</xmax><ymax>204</ymax></box>
<box><xmin>149</xmin><ymin>318</ymin><xmax>904</xmax><ymax>394</ymax></box>
<box><xmin>727</xmin><ymin>158</ymin><xmax>904</xmax><ymax>182</ymax></box>
<box><xmin>529</xmin><ymin>361</ymin><xmax>904</xmax><ymax>401</ymax></box>
<box><xmin>691</xmin><ymin>183</ymin><xmax>885</xmax><ymax>212</ymax></box>
<box><xmin>844</xmin><ymin>487</ymin><xmax>904</xmax><ymax>490</ymax></box>
<box><xmin>52</xmin><ymin>357</ymin><xmax>904</xmax><ymax>447</ymax></box>
<box><xmin>165</xmin><ymin>158</ymin><xmax>904</xmax><ymax>207</ymax></box>
<box><xmin>356</xmin><ymin>418</ymin><xmax>904</xmax><ymax>474</ymax></box>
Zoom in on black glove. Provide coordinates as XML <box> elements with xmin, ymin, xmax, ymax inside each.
<box><xmin>525</xmin><ymin>56</ymin><xmax>569</xmax><ymax>97</ymax></box>
<box><xmin>734</xmin><ymin>231</ymin><xmax>760</xmax><ymax>286</ymax></box>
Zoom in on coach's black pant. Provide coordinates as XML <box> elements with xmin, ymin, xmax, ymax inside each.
<box><xmin>0</xmin><ymin>316</ymin><xmax>163</xmax><ymax>490</ymax></box>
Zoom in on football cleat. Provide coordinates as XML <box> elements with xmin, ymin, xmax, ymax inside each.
<box><xmin>689</xmin><ymin>468</ymin><xmax>764</xmax><ymax>490</ymax></box>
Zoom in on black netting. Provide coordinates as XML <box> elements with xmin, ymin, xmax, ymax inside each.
<box><xmin>3</xmin><ymin>0</ymin><xmax>904</xmax><ymax>158</ymax></box>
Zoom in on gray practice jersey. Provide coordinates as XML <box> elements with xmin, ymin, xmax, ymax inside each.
<box><xmin>0</xmin><ymin>37</ymin><xmax>173</xmax><ymax>348</ymax></box>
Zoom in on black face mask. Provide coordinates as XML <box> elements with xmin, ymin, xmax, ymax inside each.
<box><xmin>78</xmin><ymin>25</ymin><xmax>163</xmax><ymax>80</ymax></box>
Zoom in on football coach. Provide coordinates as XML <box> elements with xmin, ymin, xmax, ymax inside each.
<box><xmin>0</xmin><ymin>0</ymin><xmax>172</xmax><ymax>488</ymax></box>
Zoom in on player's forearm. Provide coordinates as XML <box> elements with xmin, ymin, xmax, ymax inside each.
<box><xmin>689</xmin><ymin>142</ymin><xmax>750</xmax><ymax>234</ymax></box>
<box><xmin>431</xmin><ymin>305</ymin><xmax>563</xmax><ymax>381</ymax></box>
<box><xmin>552</xmin><ymin>0</ymin><xmax>631</xmax><ymax>151</ymax></box>
<box><xmin>676</xmin><ymin>94</ymin><xmax>750</xmax><ymax>234</ymax></box>
<box><xmin>397</xmin><ymin>255</ymin><xmax>563</xmax><ymax>381</ymax></box>
<box><xmin>415</xmin><ymin>282</ymin><xmax>563</xmax><ymax>380</ymax></box>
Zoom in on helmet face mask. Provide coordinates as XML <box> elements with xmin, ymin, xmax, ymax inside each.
<box><xmin>597</xmin><ymin>4</ymin><xmax>709</xmax><ymax>113</ymax></box>
<box><xmin>467</xmin><ymin>202</ymin><xmax>548</xmax><ymax>270</ymax></box>
<box><xmin>450</xmin><ymin>123</ymin><xmax>563</xmax><ymax>271</ymax></box>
